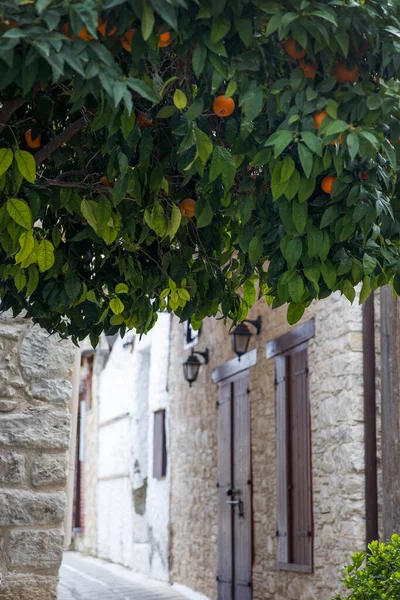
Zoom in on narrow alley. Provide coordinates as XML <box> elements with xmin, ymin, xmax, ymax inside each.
<box><xmin>58</xmin><ymin>553</ymin><xmax>188</xmax><ymax>600</ymax></box>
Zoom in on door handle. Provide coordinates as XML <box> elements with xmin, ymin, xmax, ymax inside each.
<box><xmin>226</xmin><ymin>499</ymin><xmax>244</xmax><ymax>518</ymax></box>
<box><xmin>226</xmin><ymin>500</ymin><xmax>240</xmax><ymax>505</ymax></box>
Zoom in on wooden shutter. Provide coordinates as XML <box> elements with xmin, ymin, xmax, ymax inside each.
<box><xmin>232</xmin><ymin>372</ymin><xmax>252</xmax><ymax>600</ymax></box>
<box><xmin>275</xmin><ymin>354</ymin><xmax>289</xmax><ymax>565</ymax></box>
<box><xmin>153</xmin><ymin>409</ymin><xmax>167</xmax><ymax>478</ymax></box>
<box><xmin>217</xmin><ymin>380</ymin><xmax>233</xmax><ymax>600</ymax></box>
<box><xmin>288</xmin><ymin>346</ymin><xmax>312</xmax><ymax>568</ymax></box>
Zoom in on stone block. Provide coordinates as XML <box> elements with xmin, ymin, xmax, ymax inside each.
<box><xmin>0</xmin><ymin>575</ymin><xmax>58</xmax><ymax>600</ymax></box>
<box><xmin>31</xmin><ymin>379</ymin><xmax>72</xmax><ymax>404</ymax></box>
<box><xmin>19</xmin><ymin>325</ymin><xmax>75</xmax><ymax>381</ymax></box>
<box><xmin>0</xmin><ymin>412</ymin><xmax>71</xmax><ymax>449</ymax></box>
<box><xmin>31</xmin><ymin>453</ymin><xmax>68</xmax><ymax>488</ymax></box>
<box><xmin>8</xmin><ymin>530</ymin><xmax>64</xmax><ymax>568</ymax></box>
<box><xmin>0</xmin><ymin>399</ymin><xmax>18</xmax><ymax>412</ymax></box>
<box><xmin>0</xmin><ymin>452</ymin><xmax>25</xmax><ymax>484</ymax></box>
<box><xmin>0</xmin><ymin>490</ymin><xmax>66</xmax><ymax>526</ymax></box>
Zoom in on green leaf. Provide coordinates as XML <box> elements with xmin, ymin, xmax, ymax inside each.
<box><xmin>166</xmin><ymin>203</ymin><xmax>182</xmax><ymax>239</ymax></box>
<box><xmin>15</xmin><ymin>231</ymin><xmax>35</xmax><ymax>264</ymax></box>
<box><xmin>141</xmin><ymin>2</ymin><xmax>155</xmax><ymax>40</ymax></box>
<box><xmin>367</xmin><ymin>95</ymin><xmax>382</xmax><ymax>111</ymax></box>
<box><xmin>324</xmin><ymin>120</ymin><xmax>350</xmax><ymax>137</ymax></box>
<box><xmin>307</xmin><ymin>225</ymin><xmax>323</xmax><ymax>258</ymax></box>
<box><xmin>281</xmin><ymin>156</ymin><xmax>295</xmax><ymax>183</ymax></box>
<box><xmin>26</xmin><ymin>265</ymin><xmax>39</xmax><ymax>297</ymax></box>
<box><xmin>7</xmin><ymin>198</ymin><xmax>32</xmax><ymax>230</ymax></box>
<box><xmin>225</xmin><ymin>80</ymin><xmax>237</xmax><ymax>99</ymax></box>
<box><xmin>196</xmin><ymin>130</ymin><xmax>213</xmax><ymax>164</ymax></box>
<box><xmin>81</xmin><ymin>199</ymin><xmax>98</xmax><ymax>232</ymax></box>
<box><xmin>284</xmin><ymin>169</ymin><xmax>300</xmax><ymax>201</ymax></box>
<box><xmin>347</xmin><ymin>134</ymin><xmax>359</xmax><ymax>161</ymax></box>
<box><xmin>115</xmin><ymin>283</ymin><xmax>129</xmax><ymax>294</ymax></box>
<box><xmin>121</xmin><ymin>109</ymin><xmax>136</xmax><ymax>139</ymax></box>
<box><xmin>298</xmin><ymin>143</ymin><xmax>313</xmax><ymax>178</ymax></box>
<box><xmin>336</xmin><ymin>31</ymin><xmax>349</xmax><ymax>57</ymax></box>
<box><xmin>196</xmin><ymin>202</ymin><xmax>213</xmax><ymax>227</ymax></box>
<box><xmin>363</xmin><ymin>254</ymin><xmax>377</xmax><ymax>275</ymax></box>
<box><xmin>14</xmin><ymin>268</ymin><xmax>27</xmax><ymax>293</ymax></box>
<box><xmin>211</xmin><ymin>15</ymin><xmax>230</xmax><ymax>43</ymax></box>
<box><xmin>14</xmin><ymin>150</ymin><xmax>36</xmax><ymax>183</ymax></box>
<box><xmin>265</xmin><ymin>130</ymin><xmax>293</xmax><ymax>158</ymax></box>
<box><xmin>252</xmin><ymin>148</ymin><xmax>272</xmax><ymax>167</ymax></box>
<box><xmin>64</xmin><ymin>273</ymin><xmax>81</xmax><ymax>301</ymax></box>
<box><xmin>298</xmin><ymin>177</ymin><xmax>316</xmax><ymax>203</ymax></box>
<box><xmin>249</xmin><ymin>235</ymin><xmax>263</xmax><ymax>267</ymax></box>
<box><xmin>359</xmin><ymin>131</ymin><xmax>380</xmax><ymax>150</ymax></box>
<box><xmin>187</xmin><ymin>98</ymin><xmax>204</xmax><ymax>121</ymax></box>
<box><xmin>301</xmin><ymin>132</ymin><xmax>322</xmax><ymax>157</ymax></box>
<box><xmin>243</xmin><ymin>280</ymin><xmax>256</xmax><ymax>307</ymax></box>
<box><xmin>210</xmin><ymin>146</ymin><xmax>236</xmax><ymax>189</ymax></box>
<box><xmin>37</xmin><ymin>240</ymin><xmax>55</xmax><ymax>272</ymax></box>
<box><xmin>243</xmin><ymin>88</ymin><xmax>263</xmax><ymax>122</ymax></box>
<box><xmin>287</xmin><ymin>302</ymin><xmax>305</xmax><ymax>325</ymax></box>
<box><xmin>173</xmin><ymin>90</ymin><xmax>188</xmax><ymax>110</ymax></box>
<box><xmin>342</xmin><ymin>280</ymin><xmax>355</xmax><ymax>303</ymax></box>
<box><xmin>0</xmin><ymin>148</ymin><xmax>13</xmax><ymax>176</ymax></box>
<box><xmin>156</xmin><ymin>105</ymin><xmax>177</xmax><ymax>119</ymax></box>
<box><xmin>234</xmin><ymin>17</ymin><xmax>252</xmax><ymax>47</ymax></box>
<box><xmin>288</xmin><ymin>273</ymin><xmax>304</xmax><ymax>304</ymax></box>
<box><xmin>110</xmin><ymin>297</ymin><xmax>125</xmax><ymax>315</ymax></box>
<box><xmin>359</xmin><ymin>276</ymin><xmax>372</xmax><ymax>304</ymax></box>
<box><xmin>320</xmin><ymin>206</ymin><xmax>338</xmax><ymax>228</ymax></box>
<box><xmin>292</xmin><ymin>200</ymin><xmax>308</xmax><ymax>234</ymax></box>
<box><xmin>283</xmin><ymin>238</ymin><xmax>302</xmax><ymax>271</ymax></box>
<box><xmin>127</xmin><ymin>79</ymin><xmax>159</xmax><ymax>103</ymax></box>
<box><xmin>320</xmin><ymin>260</ymin><xmax>337</xmax><ymax>290</ymax></box>
<box><xmin>192</xmin><ymin>43</ymin><xmax>207</xmax><ymax>78</ymax></box>
<box><xmin>151</xmin><ymin>202</ymin><xmax>166</xmax><ymax>237</ymax></box>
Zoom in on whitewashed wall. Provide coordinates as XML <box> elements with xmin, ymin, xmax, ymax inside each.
<box><xmin>96</xmin><ymin>313</ymin><xmax>171</xmax><ymax>581</ymax></box>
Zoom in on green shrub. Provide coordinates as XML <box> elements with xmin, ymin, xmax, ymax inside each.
<box><xmin>333</xmin><ymin>535</ymin><xmax>400</xmax><ymax>600</ymax></box>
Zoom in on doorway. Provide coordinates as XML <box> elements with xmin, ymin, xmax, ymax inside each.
<box><xmin>216</xmin><ymin>368</ymin><xmax>253</xmax><ymax>600</ymax></box>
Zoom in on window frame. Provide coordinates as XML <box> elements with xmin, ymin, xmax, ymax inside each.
<box><xmin>267</xmin><ymin>320</ymin><xmax>315</xmax><ymax>573</ymax></box>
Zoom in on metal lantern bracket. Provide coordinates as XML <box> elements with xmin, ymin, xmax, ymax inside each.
<box><xmin>242</xmin><ymin>316</ymin><xmax>262</xmax><ymax>335</ymax></box>
<box><xmin>190</xmin><ymin>348</ymin><xmax>209</xmax><ymax>364</ymax></box>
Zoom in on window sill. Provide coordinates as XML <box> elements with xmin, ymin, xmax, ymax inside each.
<box><xmin>277</xmin><ymin>562</ymin><xmax>313</xmax><ymax>574</ymax></box>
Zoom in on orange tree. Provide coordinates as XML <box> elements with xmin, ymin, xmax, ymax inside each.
<box><xmin>0</xmin><ymin>0</ymin><xmax>400</xmax><ymax>344</ymax></box>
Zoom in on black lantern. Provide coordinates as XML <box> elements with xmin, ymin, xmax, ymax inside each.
<box><xmin>231</xmin><ymin>317</ymin><xmax>262</xmax><ymax>360</ymax></box>
<box><xmin>183</xmin><ymin>348</ymin><xmax>209</xmax><ymax>387</ymax></box>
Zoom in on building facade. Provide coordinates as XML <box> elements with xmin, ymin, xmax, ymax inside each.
<box><xmin>71</xmin><ymin>291</ymin><xmax>381</xmax><ymax>600</ymax></box>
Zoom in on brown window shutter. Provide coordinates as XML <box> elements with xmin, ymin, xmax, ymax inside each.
<box><xmin>153</xmin><ymin>409</ymin><xmax>167</xmax><ymax>478</ymax></box>
<box><xmin>275</xmin><ymin>354</ymin><xmax>289</xmax><ymax>565</ymax></box>
<box><xmin>288</xmin><ymin>347</ymin><xmax>312</xmax><ymax>568</ymax></box>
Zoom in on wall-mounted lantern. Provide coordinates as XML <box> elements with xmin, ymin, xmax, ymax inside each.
<box><xmin>183</xmin><ymin>348</ymin><xmax>209</xmax><ymax>387</ymax></box>
<box><xmin>231</xmin><ymin>317</ymin><xmax>262</xmax><ymax>360</ymax></box>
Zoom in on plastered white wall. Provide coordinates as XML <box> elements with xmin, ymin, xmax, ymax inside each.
<box><xmin>96</xmin><ymin>313</ymin><xmax>172</xmax><ymax>581</ymax></box>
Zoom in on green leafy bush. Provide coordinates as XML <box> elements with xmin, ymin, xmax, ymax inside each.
<box><xmin>333</xmin><ymin>535</ymin><xmax>400</xmax><ymax>600</ymax></box>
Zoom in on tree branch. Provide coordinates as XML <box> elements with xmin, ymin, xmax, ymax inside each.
<box><xmin>0</xmin><ymin>81</ymin><xmax>41</xmax><ymax>133</ymax></box>
<box><xmin>34</xmin><ymin>116</ymin><xmax>89</xmax><ymax>165</ymax></box>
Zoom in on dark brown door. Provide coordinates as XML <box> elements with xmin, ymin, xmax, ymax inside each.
<box><xmin>217</xmin><ymin>371</ymin><xmax>252</xmax><ymax>600</ymax></box>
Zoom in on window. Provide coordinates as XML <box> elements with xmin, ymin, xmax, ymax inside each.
<box><xmin>267</xmin><ymin>320</ymin><xmax>315</xmax><ymax>573</ymax></box>
<box><xmin>153</xmin><ymin>409</ymin><xmax>167</xmax><ymax>478</ymax></box>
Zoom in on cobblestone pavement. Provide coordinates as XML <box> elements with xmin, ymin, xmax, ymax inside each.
<box><xmin>58</xmin><ymin>552</ymin><xmax>188</xmax><ymax>600</ymax></box>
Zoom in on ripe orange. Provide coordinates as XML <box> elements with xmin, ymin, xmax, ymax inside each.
<box><xmin>313</xmin><ymin>110</ymin><xmax>328</xmax><ymax>129</ymax></box>
<box><xmin>98</xmin><ymin>17</ymin><xmax>117</xmax><ymax>37</ymax></box>
<box><xmin>284</xmin><ymin>37</ymin><xmax>306</xmax><ymax>60</ymax></box>
<box><xmin>121</xmin><ymin>29</ymin><xmax>136</xmax><ymax>52</ymax></box>
<box><xmin>321</xmin><ymin>175</ymin><xmax>336</xmax><ymax>195</ymax></box>
<box><xmin>62</xmin><ymin>22</ymin><xmax>94</xmax><ymax>41</ymax></box>
<box><xmin>158</xmin><ymin>27</ymin><xmax>172</xmax><ymax>48</ymax></box>
<box><xmin>213</xmin><ymin>95</ymin><xmax>235</xmax><ymax>117</ymax></box>
<box><xmin>179</xmin><ymin>198</ymin><xmax>196</xmax><ymax>217</ymax></box>
<box><xmin>25</xmin><ymin>129</ymin><xmax>41</xmax><ymax>149</ymax></box>
<box><xmin>335</xmin><ymin>62</ymin><xmax>359</xmax><ymax>84</ymax></box>
<box><xmin>298</xmin><ymin>60</ymin><xmax>317</xmax><ymax>79</ymax></box>
<box><xmin>361</xmin><ymin>171</ymin><xmax>369</xmax><ymax>180</ymax></box>
<box><xmin>330</xmin><ymin>133</ymin><xmax>343</xmax><ymax>146</ymax></box>
<box><xmin>136</xmin><ymin>113</ymin><xmax>153</xmax><ymax>130</ymax></box>
<box><xmin>100</xmin><ymin>176</ymin><xmax>115</xmax><ymax>188</ymax></box>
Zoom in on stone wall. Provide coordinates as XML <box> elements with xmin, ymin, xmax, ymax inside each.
<box><xmin>0</xmin><ymin>312</ymin><xmax>75</xmax><ymax>599</ymax></box>
<box><xmin>169</xmin><ymin>293</ymin><xmax>367</xmax><ymax>600</ymax></box>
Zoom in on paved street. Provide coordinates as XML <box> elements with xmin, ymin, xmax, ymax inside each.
<box><xmin>58</xmin><ymin>552</ymin><xmax>188</xmax><ymax>600</ymax></box>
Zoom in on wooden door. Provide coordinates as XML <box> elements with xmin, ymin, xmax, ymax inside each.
<box><xmin>217</xmin><ymin>372</ymin><xmax>252</xmax><ymax>600</ymax></box>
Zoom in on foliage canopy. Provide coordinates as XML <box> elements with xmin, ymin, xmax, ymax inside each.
<box><xmin>1</xmin><ymin>0</ymin><xmax>400</xmax><ymax>344</ymax></box>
